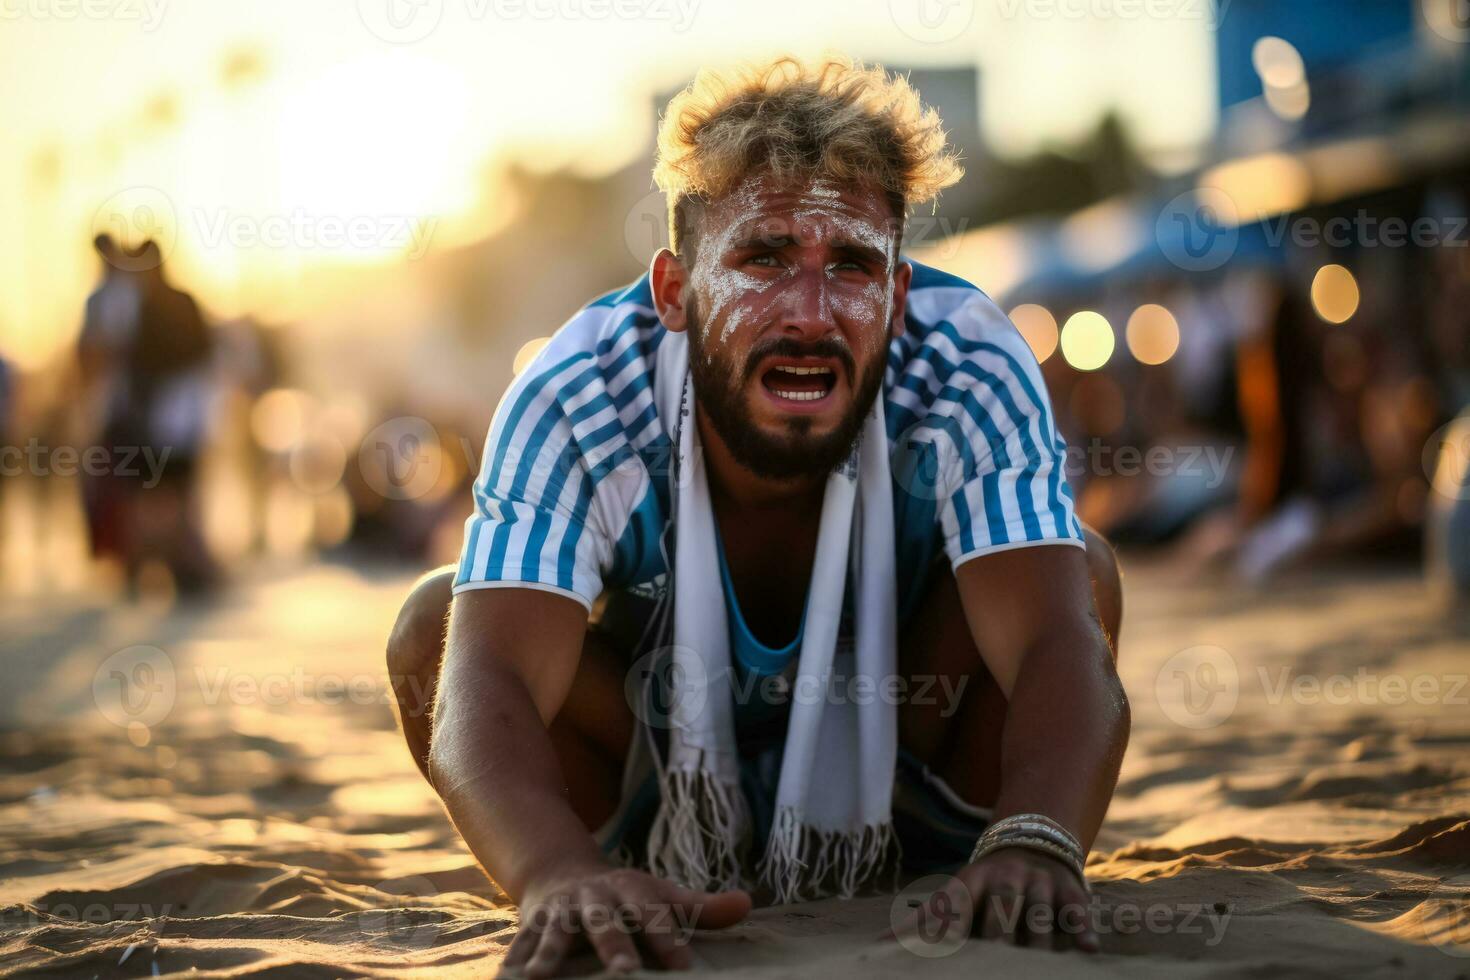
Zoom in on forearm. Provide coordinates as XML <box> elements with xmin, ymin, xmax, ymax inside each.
<box><xmin>991</xmin><ymin>633</ymin><xmax>1129</xmax><ymax>851</ymax></box>
<box><xmin>428</xmin><ymin>657</ymin><xmax>607</xmax><ymax>902</ymax></box>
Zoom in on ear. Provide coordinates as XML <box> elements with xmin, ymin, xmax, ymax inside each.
<box><xmin>651</xmin><ymin>248</ymin><xmax>692</xmax><ymax>334</ymax></box>
<box><xmin>889</xmin><ymin>260</ymin><xmax>913</xmax><ymax>337</ymax></box>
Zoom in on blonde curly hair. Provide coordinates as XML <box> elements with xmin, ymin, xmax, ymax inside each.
<box><xmin>653</xmin><ymin>55</ymin><xmax>963</xmax><ymax>257</ymax></box>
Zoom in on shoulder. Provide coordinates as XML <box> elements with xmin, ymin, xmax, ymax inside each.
<box><xmin>502</xmin><ymin>274</ymin><xmax>666</xmax><ymax>420</ymax></box>
<box><xmin>889</xmin><ymin>260</ymin><xmax>1049</xmax><ymax>431</ymax></box>
<box><xmin>900</xmin><ymin>259</ymin><xmax>1031</xmax><ymax>361</ymax></box>
<box><xmin>531</xmin><ymin>274</ymin><xmax>663</xmax><ymax>376</ymax></box>
<box><xmin>482</xmin><ymin>273</ymin><xmax>671</xmax><ymax>489</ymax></box>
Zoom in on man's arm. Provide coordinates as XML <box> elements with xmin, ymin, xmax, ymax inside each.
<box><xmin>905</xmin><ymin>542</ymin><xmax>1128</xmax><ymax>952</ymax></box>
<box><xmin>955</xmin><ymin>543</ymin><xmax>1128</xmax><ymax>851</ymax></box>
<box><xmin>428</xmin><ymin>588</ymin><xmax>749</xmax><ymax>976</ymax></box>
<box><xmin>428</xmin><ymin>587</ymin><xmax>607</xmax><ymax>900</ymax></box>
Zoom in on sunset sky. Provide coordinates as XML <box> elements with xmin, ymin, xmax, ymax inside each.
<box><xmin>0</xmin><ymin>0</ymin><xmax>1216</xmax><ymax>368</ymax></box>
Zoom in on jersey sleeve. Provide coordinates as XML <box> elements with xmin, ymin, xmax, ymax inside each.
<box><xmin>454</xmin><ymin>325</ymin><xmax>654</xmax><ymax>610</ymax></box>
<box><xmin>897</xmin><ymin>293</ymin><xmax>1085</xmax><ymax>568</ymax></box>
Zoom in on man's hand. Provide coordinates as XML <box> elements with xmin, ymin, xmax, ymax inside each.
<box><xmin>502</xmin><ymin>862</ymin><xmax>752</xmax><ymax>977</ymax></box>
<box><xmin>891</xmin><ymin>847</ymin><xmax>1098</xmax><ymax>953</ymax></box>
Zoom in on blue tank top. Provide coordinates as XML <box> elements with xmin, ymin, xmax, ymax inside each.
<box><xmin>714</xmin><ymin>529</ymin><xmax>802</xmax><ymax>748</ymax></box>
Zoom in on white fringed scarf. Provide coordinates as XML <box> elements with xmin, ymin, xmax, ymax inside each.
<box><xmin>645</xmin><ymin>372</ymin><xmax>899</xmax><ymax>904</ymax></box>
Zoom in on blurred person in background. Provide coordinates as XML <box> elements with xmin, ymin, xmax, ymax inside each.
<box><xmin>76</xmin><ymin>236</ymin><xmax>218</xmax><ymax>594</ymax></box>
<box><xmin>1165</xmin><ymin>232</ymin><xmax>1441</xmax><ymax>584</ymax></box>
<box><xmin>77</xmin><ymin>234</ymin><xmax>144</xmax><ymax>570</ymax></box>
<box><xmin>0</xmin><ymin>352</ymin><xmax>11</xmax><ymax>449</ymax></box>
<box><xmin>0</xmin><ymin>351</ymin><xmax>11</xmax><ymax>519</ymax></box>
<box><xmin>1422</xmin><ymin>185</ymin><xmax>1470</xmax><ymax>604</ymax></box>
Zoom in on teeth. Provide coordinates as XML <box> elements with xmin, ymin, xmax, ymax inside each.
<box><xmin>772</xmin><ymin>365</ymin><xmax>833</xmax><ymax>376</ymax></box>
<box><xmin>772</xmin><ymin>390</ymin><xmax>826</xmax><ymax>401</ymax></box>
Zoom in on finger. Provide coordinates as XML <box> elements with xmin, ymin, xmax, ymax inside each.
<box><xmin>1055</xmin><ymin>881</ymin><xmax>1099</xmax><ymax>953</ymax></box>
<box><xmin>667</xmin><ymin>886</ymin><xmax>752</xmax><ymax>930</ymax></box>
<box><xmin>623</xmin><ymin>883</ymin><xmax>693</xmax><ymax>971</ymax></box>
<box><xmin>980</xmin><ymin>883</ymin><xmax>1023</xmax><ymax>943</ymax></box>
<box><xmin>638</xmin><ymin>915</ymin><xmax>693</xmax><ymax>971</ymax></box>
<box><xmin>1021</xmin><ymin>871</ymin><xmax>1054</xmax><ymax>948</ymax></box>
<box><xmin>974</xmin><ymin>865</ymin><xmax>1025</xmax><ymax>943</ymax></box>
<box><xmin>579</xmin><ymin>887</ymin><xmax>641</xmax><ymax>974</ymax></box>
<box><xmin>503</xmin><ymin>928</ymin><xmax>536</xmax><ymax>971</ymax></box>
<box><xmin>503</xmin><ymin>903</ymin><xmax>552</xmax><ymax>971</ymax></box>
<box><xmin>523</xmin><ymin>920</ymin><xmax>575</xmax><ymax>980</ymax></box>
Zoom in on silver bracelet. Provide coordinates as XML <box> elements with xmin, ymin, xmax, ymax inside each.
<box><xmin>983</xmin><ymin>813</ymin><xmax>1082</xmax><ymax>852</ymax></box>
<box><xmin>968</xmin><ymin>813</ymin><xmax>1089</xmax><ymax>888</ymax></box>
<box><xmin>969</xmin><ymin>835</ymin><xmax>1090</xmax><ymax>889</ymax></box>
<box><xmin>982</xmin><ymin>820</ymin><xmax>1079</xmax><ymax>855</ymax></box>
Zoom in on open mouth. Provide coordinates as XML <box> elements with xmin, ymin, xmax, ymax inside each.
<box><xmin>759</xmin><ymin>363</ymin><xmax>838</xmax><ymax>405</ymax></box>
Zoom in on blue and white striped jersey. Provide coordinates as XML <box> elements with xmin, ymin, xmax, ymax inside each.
<box><xmin>454</xmin><ymin>260</ymin><xmax>1084</xmax><ymax>622</ymax></box>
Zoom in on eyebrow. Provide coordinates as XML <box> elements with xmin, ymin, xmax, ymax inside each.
<box><xmin>729</xmin><ymin>233</ymin><xmax>795</xmax><ymax>252</ymax></box>
<box><xmin>831</xmin><ymin>239</ymin><xmax>891</xmax><ymax>266</ymax></box>
<box><xmin>726</xmin><ymin>233</ymin><xmax>891</xmax><ymax>266</ymax></box>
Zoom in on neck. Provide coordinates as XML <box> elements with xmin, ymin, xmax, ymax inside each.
<box><xmin>695</xmin><ymin>408</ymin><xmax>827</xmax><ymax>512</ymax></box>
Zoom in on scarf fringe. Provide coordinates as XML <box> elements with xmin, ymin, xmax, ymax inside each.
<box><xmin>646</xmin><ymin>765</ymin><xmax>751</xmax><ymax>891</ymax></box>
<box><xmin>756</xmin><ymin>806</ymin><xmax>900</xmax><ymax>905</ymax></box>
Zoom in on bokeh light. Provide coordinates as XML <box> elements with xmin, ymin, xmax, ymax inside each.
<box><xmin>1009</xmin><ymin>304</ymin><xmax>1059</xmax><ymax>364</ymax></box>
<box><xmin>1311</xmin><ymin>264</ymin><xmax>1361</xmax><ymax>324</ymax></box>
<box><xmin>250</xmin><ymin>389</ymin><xmax>314</xmax><ymax>453</ymax></box>
<box><xmin>1060</xmin><ymin>311</ymin><xmax>1115</xmax><ymax>371</ymax></box>
<box><xmin>1264</xmin><ymin>79</ymin><xmax>1311</xmax><ymax>120</ymax></box>
<box><xmin>1252</xmin><ymin>37</ymin><xmax>1310</xmax><ymax>121</ymax></box>
<box><xmin>1252</xmin><ymin>36</ymin><xmax>1305</xmax><ymax>90</ymax></box>
<box><xmin>1125</xmin><ymin>304</ymin><xmax>1180</xmax><ymax>365</ymax></box>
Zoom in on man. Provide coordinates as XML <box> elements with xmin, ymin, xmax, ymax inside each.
<box><xmin>78</xmin><ymin>237</ymin><xmax>216</xmax><ymax>591</ymax></box>
<box><xmin>387</xmin><ymin>57</ymin><xmax>1128</xmax><ymax>976</ymax></box>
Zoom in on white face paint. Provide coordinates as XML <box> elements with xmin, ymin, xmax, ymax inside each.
<box><xmin>687</xmin><ymin>177</ymin><xmax>772</xmax><ymax>360</ymax></box>
<box><xmin>787</xmin><ymin>177</ymin><xmax>898</xmax><ymax>365</ymax></box>
<box><xmin>687</xmin><ymin>174</ymin><xmax>899</xmax><ymax>363</ymax></box>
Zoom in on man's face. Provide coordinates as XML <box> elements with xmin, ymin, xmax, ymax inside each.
<box><xmin>682</xmin><ymin>174</ymin><xmax>907</xmax><ymax>480</ymax></box>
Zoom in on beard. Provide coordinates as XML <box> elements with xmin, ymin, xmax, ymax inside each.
<box><xmin>687</xmin><ymin>303</ymin><xmax>890</xmax><ymax>481</ymax></box>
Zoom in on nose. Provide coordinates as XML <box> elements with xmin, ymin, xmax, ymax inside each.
<box><xmin>778</xmin><ymin>266</ymin><xmax>835</xmax><ymax>343</ymax></box>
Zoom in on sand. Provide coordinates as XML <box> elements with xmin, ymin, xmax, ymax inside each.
<box><xmin>2</xmin><ymin>558</ymin><xmax>1468</xmax><ymax>977</ymax></box>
